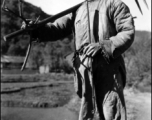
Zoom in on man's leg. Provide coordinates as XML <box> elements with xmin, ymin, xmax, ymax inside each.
<box><xmin>78</xmin><ymin>58</ymin><xmax>94</xmax><ymax>120</ymax></box>
<box><xmin>103</xmin><ymin>72</ymin><xmax>127</xmax><ymax>120</ymax></box>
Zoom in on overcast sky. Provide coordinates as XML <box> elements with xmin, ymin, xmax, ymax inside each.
<box><xmin>24</xmin><ymin>0</ymin><xmax>151</xmax><ymax>31</ymax></box>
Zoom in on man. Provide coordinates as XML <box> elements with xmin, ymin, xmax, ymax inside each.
<box><xmin>22</xmin><ymin>0</ymin><xmax>135</xmax><ymax>119</ymax></box>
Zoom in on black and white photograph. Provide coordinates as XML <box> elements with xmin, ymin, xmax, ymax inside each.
<box><xmin>1</xmin><ymin>0</ymin><xmax>151</xmax><ymax>120</ymax></box>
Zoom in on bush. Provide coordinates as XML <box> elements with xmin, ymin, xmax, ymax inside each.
<box><xmin>124</xmin><ymin>31</ymin><xmax>151</xmax><ymax>92</ymax></box>
<box><xmin>60</xmin><ymin>59</ymin><xmax>74</xmax><ymax>74</ymax></box>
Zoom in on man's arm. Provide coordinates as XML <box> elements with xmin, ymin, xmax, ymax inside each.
<box><xmin>33</xmin><ymin>15</ymin><xmax>74</xmax><ymax>42</ymax></box>
<box><xmin>102</xmin><ymin>0</ymin><xmax>135</xmax><ymax>59</ymax></box>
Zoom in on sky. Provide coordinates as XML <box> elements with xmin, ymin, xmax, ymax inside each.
<box><xmin>24</xmin><ymin>0</ymin><xmax>151</xmax><ymax>32</ymax></box>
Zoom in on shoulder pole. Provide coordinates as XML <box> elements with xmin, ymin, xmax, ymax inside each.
<box><xmin>3</xmin><ymin>2</ymin><xmax>83</xmax><ymax>41</ymax></box>
<box><xmin>86</xmin><ymin>0</ymin><xmax>97</xmax><ymax>115</ymax></box>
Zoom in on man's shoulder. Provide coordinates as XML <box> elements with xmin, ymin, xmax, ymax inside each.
<box><xmin>105</xmin><ymin>0</ymin><xmax>123</xmax><ymax>5</ymax></box>
<box><xmin>104</xmin><ymin>0</ymin><xmax>127</xmax><ymax>9</ymax></box>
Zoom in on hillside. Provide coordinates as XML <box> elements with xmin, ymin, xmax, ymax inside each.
<box><xmin>124</xmin><ymin>30</ymin><xmax>151</xmax><ymax>91</ymax></box>
<box><xmin>1</xmin><ymin>0</ymin><xmax>50</xmax><ymax>55</ymax></box>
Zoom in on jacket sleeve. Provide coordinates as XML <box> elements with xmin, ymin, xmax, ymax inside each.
<box><xmin>35</xmin><ymin>14</ymin><xmax>74</xmax><ymax>42</ymax></box>
<box><xmin>102</xmin><ymin>0</ymin><xmax>135</xmax><ymax>59</ymax></box>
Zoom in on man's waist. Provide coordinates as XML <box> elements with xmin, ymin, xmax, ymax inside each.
<box><xmin>75</xmin><ymin>43</ymin><xmax>89</xmax><ymax>55</ymax></box>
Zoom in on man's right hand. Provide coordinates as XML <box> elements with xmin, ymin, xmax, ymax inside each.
<box><xmin>21</xmin><ymin>19</ymin><xmax>35</xmax><ymax>30</ymax></box>
<box><xmin>21</xmin><ymin>19</ymin><xmax>40</xmax><ymax>39</ymax></box>
<box><xmin>83</xmin><ymin>43</ymin><xmax>102</xmax><ymax>57</ymax></box>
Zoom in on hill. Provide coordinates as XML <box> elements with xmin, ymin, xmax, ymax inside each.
<box><xmin>1</xmin><ymin>0</ymin><xmax>50</xmax><ymax>55</ymax></box>
<box><xmin>124</xmin><ymin>30</ymin><xmax>151</xmax><ymax>91</ymax></box>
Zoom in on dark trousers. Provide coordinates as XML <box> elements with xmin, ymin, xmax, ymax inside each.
<box><xmin>73</xmin><ymin>54</ymin><xmax>126</xmax><ymax>120</ymax></box>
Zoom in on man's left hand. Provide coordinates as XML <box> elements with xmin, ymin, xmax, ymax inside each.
<box><xmin>83</xmin><ymin>43</ymin><xmax>101</xmax><ymax>57</ymax></box>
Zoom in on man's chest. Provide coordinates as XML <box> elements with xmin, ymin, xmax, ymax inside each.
<box><xmin>74</xmin><ymin>1</ymin><xmax>100</xmax><ymax>28</ymax></box>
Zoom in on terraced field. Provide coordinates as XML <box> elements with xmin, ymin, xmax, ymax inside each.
<box><xmin>1</xmin><ymin>73</ymin><xmax>151</xmax><ymax>120</ymax></box>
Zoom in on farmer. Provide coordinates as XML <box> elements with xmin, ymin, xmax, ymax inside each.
<box><xmin>21</xmin><ymin>0</ymin><xmax>135</xmax><ymax>119</ymax></box>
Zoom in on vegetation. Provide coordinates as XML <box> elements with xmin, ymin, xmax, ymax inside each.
<box><xmin>1</xmin><ymin>0</ymin><xmax>50</xmax><ymax>55</ymax></box>
<box><xmin>124</xmin><ymin>31</ymin><xmax>151</xmax><ymax>91</ymax></box>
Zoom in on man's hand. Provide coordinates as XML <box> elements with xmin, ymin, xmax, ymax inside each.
<box><xmin>21</xmin><ymin>20</ymin><xmax>36</xmax><ymax>30</ymax></box>
<box><xmin>21</xmin><ymin>19</ymin><xmax>40</xmax><ymax>39</ymax></box>
<box><xmin>83</xmin><ymin>43</ymin><xmax>101</xmax><ymax>57</ymax></box>
<box><xmin>21</xmin><ymin>18</ymin><xmax>40</xmax><ymax>30</ymax></box>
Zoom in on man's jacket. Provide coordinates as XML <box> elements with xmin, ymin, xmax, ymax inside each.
<box><xmin>36</xmin><ymin>0</ymin><xmax>135</xmax><ymax>87</ymax></box>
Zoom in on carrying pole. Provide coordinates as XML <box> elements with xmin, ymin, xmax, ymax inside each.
<box><xmin>86</xmin><ymin>0</ymin><xmax>96</xmax><ymax>115</ymax></box>
<box><xmin>3</xmin><ymin>2</ymin><xmax>82</xmax><ymax>41</ymax></box>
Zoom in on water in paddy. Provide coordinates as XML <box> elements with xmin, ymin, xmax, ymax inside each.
<box><xmin>1</xmin><ymin>107</ymin><xmax>78</xmax><ymax>120</ymax></box>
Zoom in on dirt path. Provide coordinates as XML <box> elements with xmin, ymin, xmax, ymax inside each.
<box><xmin>124</xmin><ymin>89</ymin><xmax>151</xmax><ymax>120</ymax></box>
<box><xmin>1</xmin><ymin>107</ymin><xmax>77</xmax><ymax>120</ymax></box>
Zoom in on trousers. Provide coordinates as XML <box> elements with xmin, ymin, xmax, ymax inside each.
<box><xmin>73</xmin><ymin>53</ymin><xmax>127</xmax><ymax>120</ymax></box>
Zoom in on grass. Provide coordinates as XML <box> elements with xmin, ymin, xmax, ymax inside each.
<box><xmin>1</xmin><ymin>69</ymin><xmax>38</xmax><ymax>75</ymax></box>
<box><xmin>1</xmin><ymin>72</ymin><xmax>75</xmax><ymax>108</ymax></box>
<box><xmin>1</xmin><ymin>72</ymin><xmax>73</xmax><ymax>83</ymax></box>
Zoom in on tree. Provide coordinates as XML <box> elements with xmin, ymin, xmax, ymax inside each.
<box><xmin>1</xmin><ymin>0</ymin><xmax>50</xmax><ymax>56</ymax></box>
<box><xmin>124</xmin><ymin>31</ymin><xmax>151</xmax><ymax>90</ymax></box>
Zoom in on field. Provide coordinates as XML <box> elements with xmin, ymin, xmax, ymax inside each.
<box><xmin>1</xmin><ymin>72</ymin><xmax>75</xmax><ymax>108</ymax></box>
<box><xmin>1</xmin><ymin>71</ymin><xmax>151</xmax><ymax>120</ymax></box>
